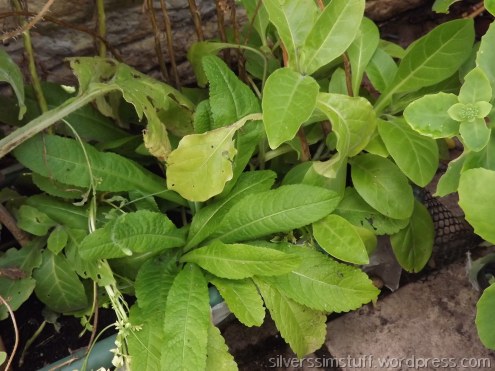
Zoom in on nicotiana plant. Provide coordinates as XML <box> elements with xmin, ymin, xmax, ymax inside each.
<box><xmin>0</xmin><ymin>0</ymin><xmax>494</xmax><ymax>369</ymax></box>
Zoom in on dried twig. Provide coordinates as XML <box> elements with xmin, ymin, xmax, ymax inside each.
<box><xmin>147</xmin><ymin>0</ymin><xmax>170</xmax><ymax>82</ymax></box>
<box><xmin>215</xmin><ymin>0</ymin><xmax>231</xmax><ymax>64</ymax></box>
<box><xmin>0</xmin><ymin>204</ymin><xmax>30</xmax><ymax>247</ymax></box>
<box><xmin>0</xmin><ymin>295</ymin><xmax>19</xmax><ymax>371</ymax></box>
<box><xmin>159</xmin><ymin>0</ymin><xmax>180</xmax><ymax>87</ymax></box>
<box><xmin>188</xmin><ymin>0</ymin><xmax>204</xmax><ymax>41</ymax></box>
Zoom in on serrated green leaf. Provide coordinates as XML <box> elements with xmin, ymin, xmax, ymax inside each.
<box><xmin>351</xmin><ymin>154</ymin><xmax>414</xmax><ymax>219</ymax></box>
<box><xmin>458</xmin><ymin>67</ymin><xmax>492</xmax><ymax>104</ymax></box>
<box><xmin>317</xmin><ymin>93</ymin><xmax>376</xmax><ymax>156</ymax></box>
<box><xmin>264</xmin><ymin>0</ymin><xmax>318</xmax><ymax>70</ymax></box>
<box><xmin>79</xmin><ymin>222</ymin><xmax>123</xmax><ymax>260</ymax></box>
<box><xmin>187</xmin><ymin>42</ymin><xmax>232</xmax><ymax>86</ymax></box>
<box><xmin>334</xmin><ymin>188</ymin><xmax>409</xmax><ymax>235</ymax></box>
<box><xmin>47</xmin><ymin>226</ymin><xmax>68</xmax><ymax>254</ymax></box>
<box><xmin>135</xmin><ymin>256</ymin><xmax>179</xmax><ymax>317</ymax></box>
<box><xmin>112</xmin><ymin>210</ymin><xmax>185</xmax><ymax>253</ymax></box>
<box><xmin>459</xmin><ymin>168</ymin><xmax>495</xmax><ymax>243</ymax></box>
<box><xmin>206</xmin><ymin>321</ymin><xmax>238</xmax><ymax>371</ymax></box>
<box><xmin>313</xmin><ymin>214</ymin><xmax>369</xmax><ymax>264</ymax></box>
<box><xmin>211</xmin><ymin>185</ymin><xmax>340</xmax><ymax>243</ymax></box>
<box><xmin>459</xmin><ymin>118</ymin><xmax>491</xmax><ymax>151</ymax></box>
<box><xmin>265</xmin><ymin>245</ymin><xmax>379</xmax><ymax>312</ymax></box>
<box><xmin>365</xmin><ymin>48</ymin><xmax>398</xmax><ymax>94</ymax></box>
<box><xmin>32</xmin><ymin>173</ymin><xmax>85</xmax><ymax>199</ymax></box>
<box><xmin>0</xmin><ymin>48</ymin><xmax>26</xmax><ymax>119</ymax></box>
<box><xmin>301</xmin><ymin>0</ymin><xmax>365</xmax><ymax>74</ymax></box>
<box><xmin>181</xmin><ymin>241</ymin><xmax>300</xmax><ymax>279</ymax></box>
<box><xmin>377</xmin><ymin>118</ymin><xmax>438</xmax><ymax>186</ymax></box>
<box><xmin>390</xmin><ymin>200</ymin><xmax>434</xmax><ymax>272</ymax></box>
<box><xmin>161</xmin><ymin>264</ymin><xmax>210</xmax><ymax>371</ymax></box>
<box><xmin>202</xmin><ymin>55</ymin><xmax>260</xmax><ymax>129</ymax></box>
<box><xmin>255</xmin><ymin>278</ymin><xmax>326</xmax><ymax>358</ymax></box>
<box><xmin>13</xmin><ymin>135</ymin><xmax>184</xmax><ymax>205</ymax></box>
<box><xmin>477</xmin><ymin>22</ymin><xmax>495</xmax><ymax>93</ymax></box>
<box><xmin>0</xmin><ymin>241</ymin><xmax>43</xmax><ymax>320</ymax></box>
<box><xmin>262</xmin><ymin>68</ymin><xmax>319</xmax><ymax>149</ymax></box>
<box><xmin>186</xmin><ymin>171</ymin><xmax>276</xmax><ymax>249</ymax></box>
<box><xmin>347</xmin><ymin>17</ymin><xmax>379</xmax><ymax>95</ymax></box>
<box><xmin>476</xmin><ymin>283</ymin><xmax>495</xmax><ymax>349</ymax></box>
<box><xmin>403</xmin><ymin>93</ymin><xmax>460</xmax><ymax>138</ymax></box>
<box><xmin>33</xmin><ymin>250</ymin><xmax>87</xmax><ymax>313</ymax></box>
<box><xmin>376</xmin><ymin>19</ymin><xmax>474</xmax><ymax>112</ymax></box>
<box><xmin>16</xmin><ymin>205</ymin><xmax>57</xmax><ymax>236</ymax></box>
<box><xmin>209</xmin><ymin>276</ymin><xmax>265</xmax><ymax>327</ymax></box>
<box><xmin>166</xmin><ymin>121</ymin><xmax>240</xmax><ymax>202</ymax></box>
<box><xmin>194</xmin><ymin>100</ymin><xmax>213</xmax><ymax>133</ymax></box>
<box><xmin>128</xmin><ymin>306</ymin><xmax>163</xmax><ymax>371</ymax></box>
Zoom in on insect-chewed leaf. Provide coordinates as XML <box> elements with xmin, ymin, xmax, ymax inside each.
<box><xmin>181</xmin><ymin>241</ymin><xmax>300</xmax><ymax>279</ymax></box>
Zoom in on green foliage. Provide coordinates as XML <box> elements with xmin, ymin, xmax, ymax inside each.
<box><xmin>0</xmin><ymin>48</ymin><xmax>26</xmax><ymax>119</ymax></box>
<box><xmin>476</xmin><ymin>283</ymin><xmax>495</xmax><ymax>349</ymax></box>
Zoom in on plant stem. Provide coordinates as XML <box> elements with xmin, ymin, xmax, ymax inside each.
<box><xmin>147</xmin><ymin>0</ymin><xmax>170</xmax><ymax>82</ymax></box>
<box><xmin>0</xmin><ymin>204</ymin><xmax>30</xmax><ymax>246</ymax></box>
<box><xmin>159</xmin><ymin>0</ymin><xmax>180</xmax><ymax>88</ymax></box>
<box><xmin>215</xmin><ymin>0</ymin><xmax>231</xmax><ymax>65</ymax></box>
<box><xmin>0</xmin><ymin>85</ymin><xmax>116</xmax><ymax>159</ymax></box>
<box><xmin>18</xmin><ymin>320</ymin><xmax>46</xmax><ymax>367</ymax></box>
<box><xmin>96</xmin><ymin>0</ymin><xmax>107</xmax><ymax>57</ymax></box>
<box><xmin>188</xmin><ymin>0</ymin><xmax>204</xmax><ymax>41</ymax></box>
<box><xmin>342</xmin><ymin>53</ymin><xmax>354</xmax><ymax>96</ymax></box>
<box><xmin>12</xmin><ymin>0</ymin><xmax>48</xmax><ymax>113</ymax></box>
<box><xmin>297</xmin><ymin>129</ymin><xmax>311</xmax><ymax>161</ymax></box>
<box><xmin>0</xmin><ymin>295</ymin><xmax>19</xmax><ymax>371</ymax></box>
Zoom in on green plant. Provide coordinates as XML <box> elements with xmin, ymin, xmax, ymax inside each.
<box><xmin>1</xmin><ymin>0</ymin><xmax>494</xmax><ymax>369</ymax></box>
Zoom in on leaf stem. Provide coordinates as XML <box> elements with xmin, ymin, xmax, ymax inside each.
<box><xmin>96</xmin><ymin>0</ymin><xmax>107</xmax><ymax>57</ymax></box>
<box><xmin>0</xmin><ymin>295</ymin><xmax>19</xmax><ymax>371</ymax></box>
<box><xmin>343</xmin><ymin>53</ymin><xmax>354</xmax><ymax>97</ymax></box>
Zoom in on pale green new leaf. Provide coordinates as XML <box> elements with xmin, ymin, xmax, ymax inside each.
<box><xmin>16</xmin><ymin>205</ymin><xmax>56</xmax><ymax>236</ymax></box>
<box><xmin>328</xmin><ymin>68</ymin><xmax>347</xmax><ymax>95</ymax></box>
<box><xmin>112</xmin><ymin>210</ymin><xmax>185</xmax><ymax>253</ymax></box>
<box><xmin>365</xmin><ymin>48</ymin><xmax>398</xmax><ymax>94</ymax></box>
<box><xmin>186</xmin><ymin>171</ymin><xmax>276</xmax><ymax>249</ymax></box>
<box><xmin>0</xmin><ymin>48</ymin><xmax>26</xmax><ymax>119</ymax></box>
<box><xmin>476</xmin><ymin>283</ymin><xmax>495</xmax><ymax>349</ymax></box>
<box><xmin>209</xmin><ymin>276</ymin><xmax>265</xmax><ymax>327</ymax></box>
<box><xmin>79</xmin><ymin>222</ymin><xmax>124</xmax><ymax>260</ymax></box>
<box><xmin>390</xmin><ymin>201</ymin><xmax>434</xmax><ymax>272</ymax></box>
<box><xmin>181</xmin><ymin>241</ymin><xmax>300</xmax><ymax>279</ymax></box>
<box><xmin>128</xmin><ymin>307</ymin><xmax>163</xmax><ymax>371</ymax></box>
<box><xmin>347</xmin><ymin>17</ymin><xmax>379</xmax><ymax>95</ymax></box>
<box><xmin>166</xmin><ymin>121</ymin><xmax>240</xmax><ymax>202</ymax></box>
<box><xmin>211</xmin><ymin>185</ymin><xmax>340</xmax><ymax>243</ymax></box>
<box><xmin>486</xmin><ymin>0</ymin><xmax>495</xmax><ymax>16</ymax></box>
<box><xmin>459</xmin><ymin>168</ymin><xmax>495</xmax><ymax>243</ymax></box>
<box><xmin>187</xmin><ymin>42</ymin><xmax>232</xmax><ymax>86</ymax></box>
<box><xmin>13</xmin><ymin>135</ymin><xmax>184</xmax><ymax>205</ymax></box>
<box><xmin>313</xmin><ymin>214</ymin><xmax>369</xmax><ymax>264</ymax></box>
<box><xmin>262</xmin><ymin>68</ymin><xmax>319</xmax><ymax>149</ymax></box>
<box><xmin>403</xmin><ymin>92</ymin><xmax>459</xmax><ymax>138</ymax></box>
<box><xmin>351</xmin><ymin>154</ymin><xmax>414</xmax><ymax>219</ymax></box>
<box><xmin>33</xmin><ymin>250</ymin><xmax>87</xmax><ymax>313</ymax></box>
<box><xmin>265</xmin><ymin>246</ymin><xmax>379</xmax><ymax>312</ymax></box>
<box><xmin>255</xmin><ymin>279</ymin><xmax>326</xmax><ymax>358</ymax></box>
<box><xmin>0</xmin><ymin>241</ymin><xmax>43</xmax><ymax>320</ymax></box>
<box><xmin>161</xmin><ymin>264</ymin><xmax>210</xmax><ymax>371</ymax></box>
<box><xmin>476</xmin><ymin>22</ymin><xmax>495</xmax><ymax>94</ymax></box>
<box><xmin>206</xmin><ymin>321</ymin><xmax>238</xmax><ymax>371</ymax></box>
<box><xmin>301</xmin><ymin>0</ymin><xmax>365</xmax><ymax>74</ymax></box>
<box><xmin>47</xmin><ymin>226</ymin><xmax>69</xmax><ymax>254</ymax></box>
<box><xmin>202</xmin><ymin>55</ymin><xmax>260</xmax><ymax>128</ymax></box>
<box><xmin>317</xmin><ymin>93</ymin><xmax>376</xmax><ymax>156</ymax></box>
<box><xmin>459</xmin><ymin>119</ymin><xmax>491</xmax><ymax>152</ymax></box>
<box><xmin>377</xmin><ymin>118</ymin><xmax>438</xmax><ymax>186</ymax></box>
<box><xmin>334</xmin><ymin>188</ymin><xmax>409</xmax><ymax>235</ymax></box>
<box><xmin>376</xmin><ymin>19</ymin><xmax>474</xmax><ymax>112</ymax></box>
<box><xmin>135</xmin><ymin>256</ymin><xmax>179</xmax><ymax>317</ymax></box>
<box><xmin>264</xmin><ymin>0</ymin><xmax>318</xmax><ymax>70</ymax></box>
<box><xmin>458</xmin><ymin>67</ymin><xmax>492</xmax><ymax>104</ymax></box>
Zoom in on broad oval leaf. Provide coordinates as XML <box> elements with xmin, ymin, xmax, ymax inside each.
<box><xmin>187</xmin><ymin>42</ymin><xmax>232</xmax><ymax>86</ymax></box>
<box><xmin>255</xmin><ymin>278</ymin><xmax>326</xmax><ymax>358</ymax></box>
<box><xmin>403</xmin><ymin>92</ymin><xmax>460</xmax><ymax>139</ymax></box>
<box><xmin>211</xmin><ymin>185</ymin><xmax>341</xmax><ymax>243</ymax></box>
<box><xmin>47</xmin><ymin>226</ymin><xmax>69</xmax><ymax>254</ymax></box>
<box><xmin>265</xmin><ymin>246</ymin><xmax>379</xmax><ymax>312</ymax></box>
<box><xmin>264</xmin><ymin>0</ymin><xmax>318</xmax><ymax>70</ymax></box>
<box><xmin>301</xmin><ymin>0</ymin><xmax>365</xmax><ymax>74</ymax></box>
<box><xmin>459</xmin><ymin>119</ymin><xmax>491</xmax><ymax>152</ymax></box>
<box><xmin>347</xmin><ymin>17</ymin><xmax>380</xmax><ymax>95</ymax></box>
<box><xmin>376</xmin><ymin>19</ymin><xmax>474</xmax><ymax>112</ymax></box>
<box><xmin>390</xmin><ymin>200</ymin><xmax>434</xmax><ymax>272</ymax></box>
<box><xmin>0</xmin><ymin>48</ymin><xmax>26</xmax><ymax>119</ymax></box>
<box><xmin>365</xmin><ymin>48</ymin><xmax>398</xmax><ymax>94</ymax></box>
<box><xmin>351</xmin><ymin>154</ymin><xmax>414</xmax><ymax>220</ymax></box>
<box><xmin>209</xmin><ymin>276</ymin><xmax>265</xmax><ymax>327</ymax></box>
<box><xmin>458</xmin><ymin>67</ymin><xmax>492</xmax><ymax>104</ymax></box>
<box><xmin>334</xmin><ymin>188</ymin><xmax>409</xmax><ymax>235</ymax></box>
<box><xmin>458</xmin><ymin>168</ymin><xmax>495</xmax><ymax>243</ymax></box>
<box><xmin>79</xmin><ymin>223</ymin><xmax>123</xmax><ymax>260</ymax></box>
<box><xmin>112</xmin><ymin>210</ymin><xmax>185</xmax><ymax>253</ymax></box>
<box><xmin>166</xmin><ymin>123</ymin><xmax>239</xmax><ymax>202</ymax></box>
<box><xmin>262</xmin><ymin>68</ymin><xmax>319</xmax><ymax>149</ymax></box>
<box><xmin>161</xmin><ymin>264</ymin><xmax>210</xmax><ymax>371</ymax></box>
<box><xmin>476</xmin><ymin>283</ymin><xmax>495</xmax><ymax>349</ymax></box>
<box><xmin>313</xmin><ymin>214</ymin><xmax>369</xmax><ymax>264</ymax></box>
<box><xmin>378</xmin><ymin>118</ymin><xmax>439</xmax><ymax>186</ymax></box>
<box><xmin>317</xmin><ymin>93</ymin><xmax>376</xmax><ymax>156</ymax></box>
<box><xmin>33</xmin><ymin>250</ymin><xmax>88</xmax><ymax>313</ymax></box>
<box><xmin>181</xmin><ymin>241</ymin><xmax>301</xmax><ymax>279</ymax></box>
